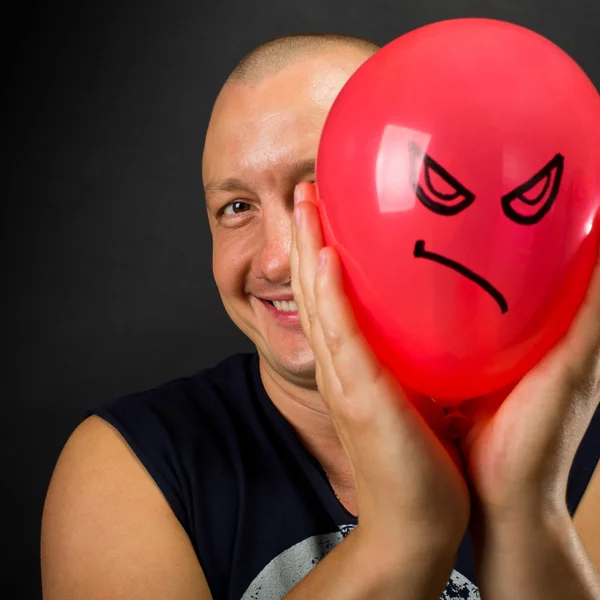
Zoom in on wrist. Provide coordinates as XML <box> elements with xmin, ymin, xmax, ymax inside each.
<box><xmin>284</xmin><ymin>524</ymin><xmax>459</xmax><ymax>600</ymax></box>
<box><xmin>474</xmin><ymin>483</ymin><xmax>569</xmax><ymax>529</ymax></box>
<box><xmin>352</xmin><ymin>524</ymin><xmax>459</xmax><ymax>588</ymax></box>
<box><xmin>476</xmin><ymin>495</ymin><xmax>571</xmax><ymax>540</ymax></box>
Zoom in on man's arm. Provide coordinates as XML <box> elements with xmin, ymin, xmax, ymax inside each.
<box><xmin>41</xmin><ymin>416</ymin><xmax>214</xmax><ymax>600</ymax></box>
<box><xmin>464</xmin><ymin>457</ymin><xmax>600</xmax><ymax>600</ymax></box>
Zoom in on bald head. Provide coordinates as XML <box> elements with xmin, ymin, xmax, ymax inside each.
<box><xmin>227</xmin><ymin>33</ymin><xmax>379</xmax><ymax>86</ymax></box>
<box><xmin>203</xmin><ymin>34</ymin><xmax>379</xmax><ymax>183</ymax></box>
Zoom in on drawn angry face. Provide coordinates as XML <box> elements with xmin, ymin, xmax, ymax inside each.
<box><xmin>410</xmin><ymin>142</ymin><xmax>565</xmax><ymax>315</ymax></box>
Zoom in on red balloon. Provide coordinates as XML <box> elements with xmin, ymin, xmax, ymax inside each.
<box><xmin>316</xmin><ymin>18</ymin><xmax>600</xmax><ymax>405</ymax></box>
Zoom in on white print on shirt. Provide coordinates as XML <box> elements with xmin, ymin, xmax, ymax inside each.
<box><xmin>241</xmin><ymin>525</ymin><xmax>480</xmax><ymax>600</ymax></box>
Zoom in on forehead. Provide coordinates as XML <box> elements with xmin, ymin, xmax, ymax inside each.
<box><xmin>203</xmin><ymin>52</ymin><xmax>368</xmax><ymax>186</ymax></box>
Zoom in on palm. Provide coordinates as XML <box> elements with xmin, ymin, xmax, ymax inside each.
<box><xmin>458</xmin><ymin>348</ymin><xmax>595</xmax><ymax>513</ymax></box>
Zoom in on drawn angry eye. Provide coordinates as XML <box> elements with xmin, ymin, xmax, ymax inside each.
<box><xmin>409</xmin><ymin>141</ymin><xmax>476</xmax><ymax>216</ymax></box>
<box><xmin>501</xmin><ymin>154</ymin><xmax>564</xmax><ymax>225</ymax></box>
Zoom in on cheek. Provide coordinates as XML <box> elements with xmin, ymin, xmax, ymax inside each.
<box><xmin>212</xmin><ymin>230</ymin><xmax>254</xmax><ymax>295</ymax></box>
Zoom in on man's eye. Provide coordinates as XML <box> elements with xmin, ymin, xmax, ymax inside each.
<box><xmin>222</xmin><ymin>201</ymin><xmax>251</xmax><ymax>216</ymax></box>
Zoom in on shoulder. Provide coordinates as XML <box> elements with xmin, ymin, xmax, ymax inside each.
<box><xmin>42</xmin><ymin>354</ymin><xmax>259</xmax><ymax>600</ymax></box>
<box><xmin>80</xmin><ymin>352</ymin><xmax>260</xmax><ymax>523</ymax></box>
<box><xmin>41</xmin><ymin>415</ymin><xmax>214</xmax><ymax>599</ymax></box>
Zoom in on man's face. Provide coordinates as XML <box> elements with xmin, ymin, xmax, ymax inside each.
<box><xmin>202</xmin><ymin>50</ymin><xmax>369</xmax><ymax>384</ymax></box>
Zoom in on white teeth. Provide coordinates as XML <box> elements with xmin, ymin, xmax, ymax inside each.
<box><xmin>272</xmin><ymin>300</ymin><xmax>298</xmax><ymax>312</ymax></box>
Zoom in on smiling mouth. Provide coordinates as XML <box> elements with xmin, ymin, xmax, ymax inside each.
<box><xmin>414</xmin><ymin>240</ymin><xmax>508</xmax><ymax>313</ymax></box>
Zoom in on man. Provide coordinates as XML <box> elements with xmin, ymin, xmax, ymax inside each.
<box><xmin>41</xmin><ymin>33</ymin><xmax>600</xmax><ymax>599</ymax></box>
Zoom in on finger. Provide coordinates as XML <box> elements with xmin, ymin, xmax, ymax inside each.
<box><xmin>294</xmin><ymin>189</ymin><xmax>325</xmax><ymax>342</ymax></box>
<box><xmin>296</xmin><ymin>181</ymin><xmax>318</xmax><ymax>205</ymax></box>
<box><xmin>290</xmin><ymin>207</ymin><xmax>311</xmax><ymax>341</ymax></box>
<box><xmin>291</xmin><ymin>184</ymin><xmax>341</xmax><ymax>401</ymax></box>
<box><xmin>291</xmin><ymin>182</ymin><xmax>322</xmax><ymax>342</ymax></box>
<box><xmin>314</xmin><ymin>247</ymin><xmax>381</xmax><ymax>393</ymax></box>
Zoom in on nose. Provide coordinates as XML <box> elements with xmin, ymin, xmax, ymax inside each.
<box><xmin>252</xmin><ymin>205</ymin><xmax>293</xmax><ymax>285</ymax></box>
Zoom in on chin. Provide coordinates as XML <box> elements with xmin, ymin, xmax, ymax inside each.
<box><xmin>257</xmin><ymin>335</ymin><xmax>317</xmax><ymax>384</ymax></box>
<box><xmin>273</xmin><ymin>344</ymin><xmax>316</xmax><ymax>377</ymax></box>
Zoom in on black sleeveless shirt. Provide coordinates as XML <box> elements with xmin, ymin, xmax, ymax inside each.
<box><xmin>86</xmin><ymin>352</ymin><xmax>600</xmax><ymax>600</ymax></box>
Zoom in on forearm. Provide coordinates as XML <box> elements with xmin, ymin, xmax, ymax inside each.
<box><xmin>284</xmin><ymin>526</ymin><xmax>457</xmax><ymax>600</ymax></box>
<box><xmin>473</xmin><ymin>507</ymin><xmax>600</xmax><ymax>600</ymax></box>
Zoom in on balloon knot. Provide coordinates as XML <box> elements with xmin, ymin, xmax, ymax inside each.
<box><xmin>439</xmin><ymin>407</ymin><xmax>473</xmax><ymax>439</ymax></box>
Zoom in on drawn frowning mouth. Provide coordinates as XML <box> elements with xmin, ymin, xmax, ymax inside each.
<box><xmin>414</xmin><ymin>240</ymin><xmax>508</xmax><ymax>314</ymax></box>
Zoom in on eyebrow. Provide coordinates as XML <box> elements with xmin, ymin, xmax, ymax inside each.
<box><xmin>204</xmin><ymin>158</ymin><xmax>316</xmax><ymax>204</ymax></box>
<box><xmin>286</xmin><ymin>158</ymin><xmax>316</xmax><ymax>180</ymax></box>
<box><xmin>204</xmin><ymin>177</ymin><xmax>252</xmax><ymax>198</ymax></box>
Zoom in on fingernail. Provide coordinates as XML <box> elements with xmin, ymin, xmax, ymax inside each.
<box><xmin>294</xmin><ymin>186</ymin><xmax>302</xmax><ymax>206</ymax></box>
<box><xmin>317</xmin><ymin>248</ymin><xmax>327</xmax><ymax>271</ymax></box>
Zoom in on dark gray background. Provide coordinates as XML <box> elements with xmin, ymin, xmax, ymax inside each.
<box><xmin>4</xmin><ymin>0</ymin><xmax>599</xmax><ymax>597</ymax></box>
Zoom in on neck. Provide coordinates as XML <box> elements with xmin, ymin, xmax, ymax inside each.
<box><xmin>258</xmin><ymin>354</ymin><xmax>355</xmax><ymax>492</ymax></box>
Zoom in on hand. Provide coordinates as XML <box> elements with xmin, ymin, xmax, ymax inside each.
<box><xmin>459</xmin><ymin>232</ymin><xmax>600</xmax><ymax>522</ymax></box>
<box><xmin>290</xmin><ymin>182</ymin><xmax>470</xmax><ymax>567</ymax></box>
